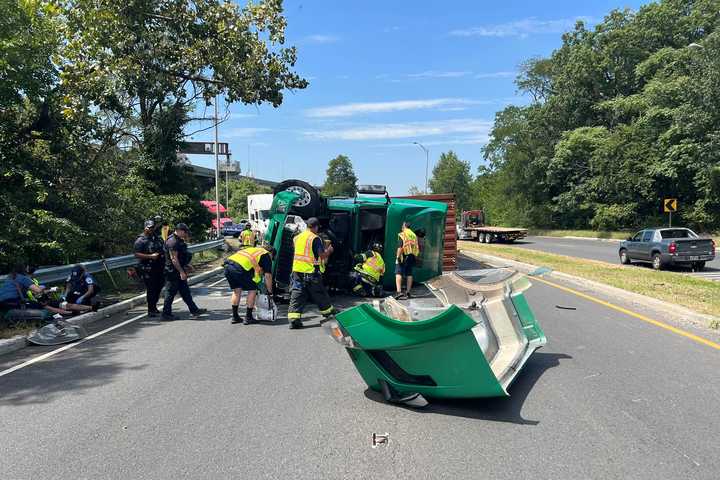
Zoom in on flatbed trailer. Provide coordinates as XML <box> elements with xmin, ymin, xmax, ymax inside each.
<box><xmin>457</xmin><ymin>210</ymin><xmax>527</xmax><ymax>243</ymax></box>
<box><xmin>461</xmin><ymin>226</ymin><xmax>528</xmax><ymax>243</ymax></box>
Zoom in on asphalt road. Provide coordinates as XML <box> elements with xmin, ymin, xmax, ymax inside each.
<box><xmin>2</xmin><ymin>260</ymin><xmax>720</xmax><ymax>479</ymax></box>
<box><xmin>511</xmin><ymin>236</ymin><xmax>720</xmax><ymax>279</ymax></box>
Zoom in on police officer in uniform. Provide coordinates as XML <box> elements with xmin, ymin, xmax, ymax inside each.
<box><xmin>395</xmin><ymin>221</ymin><xmax>420</xmax><ymax>299</ymax></box>
<box><xmin>224</xmin><ymin>244</ymin><xmax>275</xmax><ymax>324</ymax></box>
<box><xmin>134</xmin><ymin>219</ymin><xmax>166</xmax><ymax>317</ymax></box>
<box><xmin>350</xmin><ymin>242</ymin><xmax>385</xmax><ymax>297</ymax></box>
<box><xmin>162</xmin><ymin>223</ymin><xmax>206</xmax><ymax>320</ymax></box>
<box><xmin>287</xmin><ymin>217</ymin><xmax>336</xmax><ymax>329</ymax></box>
<box><xmin>239</xmin><ymin>223</ymin><xmax>256</xmax><ymax>248</ymax></box>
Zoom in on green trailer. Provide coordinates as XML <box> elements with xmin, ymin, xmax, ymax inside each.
<box><xmin>263</xmin><ymin>180</ymin><xmax>448</xmax><ymax>291</ymax></box>
<box><xmin>324</xmin><ymin>268</ymin><xmax>546</xmax><ymax>404</ymax></box>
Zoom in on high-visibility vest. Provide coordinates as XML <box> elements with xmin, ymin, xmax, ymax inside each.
<box><xmin>355</xmin><ymin>251</ymin><xmax>385</xmax><ymax>283</ymax></box>
<box><xmin>292</xmin><ymin>230</ymin><xmax>324</xmax><ymax>274</ymax></box>
<box><xmin>227</xmin><ymin>247</ymin><xmax>268</xmax><ymax>283</ymax></box>
<box><xmin>399</xmin><ymin>228</ymin><xmax>420</xmax><ymax>256</ymax></box>
<box><xmin>240</xmin><ymin>229</ymin><xmax>255</xmax><ymax>247</ymax></box>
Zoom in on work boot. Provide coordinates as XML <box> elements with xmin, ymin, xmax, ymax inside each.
<box><xmin>148</xmin><ymin>311</ymin><xmax>159</xmax><ymax>318</ymax></box>
<box><xmin>190</xmin><ymin>308</ymin><xmax>207</xmax><ymax>317</ymax></box>
<box><xmin>231</xmin><ymin>315</ymin><xmax>242</xmax><ymax>324</ymax></box>
<box><xmin>289</xmin><ymin>319</ymin><xmax>303</xmax><ymax>330</ymax></box>
<box><xmin>161</xmin><ymin>313</ymin><xmax>176</xmax><ymax>321</ymax></box>
<box><xmin>394</xmin><ymin>292</ymin><xmax>407</xmax><ymax>300</ymax></box>
<box><xmin>243</xmin><ymin>315</ymin><xmax>257</xmax><ymax>325</ymax></box>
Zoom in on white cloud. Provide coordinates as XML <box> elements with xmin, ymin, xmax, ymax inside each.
<box><xmin>407</xmin><ymin>70</ymin><xmax>472</xmax><ymax>79</ymax></box>
<box><xmin>474</xmin><ymin>71</ymin><xmax>516</xmax><ymax>79</ymax></box>
<box><xmin>450</xmin><ymin>16</ymin><xmax>594</xmax><ymax>38</ymax></box>
<box><xmin>225</xmin><ymin>127</ymin><xmax>270</xmax><ymax>139</ymax></box>
<box><xmin>300</xmin><ymin>34</ymin><xmax>339</xmax><ymax>44</ymax></box>
<box><xmin>303</xmin><ymin>119</ymin><xmax>493</xmax><ymax>142</ymax></box>
<box><xmin>230</xmin><ymin>113</ymin><xmax>258</xmax><ymax>120</ymax></box>
<box><xmin>305</xmin><ymin>98</ymin><xmax>486</xmax><ymax>118</ymax></box>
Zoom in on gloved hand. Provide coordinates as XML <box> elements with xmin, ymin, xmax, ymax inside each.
<box><xmin>353</xmin><ymin>254</ymin><xmax>364</xmax><ymax>263</ymax></box>
<box><xmin>47</xmin><ymin>286</ymin><xmax>59</xmax><ymax>293</ymax></box>
<box><xmin>76</xmin><ymin>295</ymin><xmax>86</xmax><ymax>305</ymax></box>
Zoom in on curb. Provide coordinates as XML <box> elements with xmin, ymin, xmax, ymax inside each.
<box><xmin>459</xmin><ymin>249</ymin><xmax>719</xmax><ymax>330</ymax></box>
<box><xmin>535</xmin><ymin>235</ymin><xmax>622</xmax><ymax>243</ymax></box>
<box><xmin>0</xmin><ymin>267</ymin><xmax>224</xmax><ymax>357</ymax></box>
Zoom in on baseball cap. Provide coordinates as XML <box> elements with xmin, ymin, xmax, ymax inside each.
<box><xmin>144</xmin><ymin>219</ymin><xmax>156</xmax><ymax>229</ymax></box>
<box><xmin>306</xmin><ymin>217</ymin><xmax>320</xmax><ymax>228</ymax></box>
<box><xmin>176</xmin><ymin>223</ymin><xmax>190</xmax><ymax>232</ymax></box>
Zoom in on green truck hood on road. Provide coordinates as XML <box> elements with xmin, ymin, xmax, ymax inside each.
<box><xmin>332</xmin><ymin>269</ymin><xmax>547</xmax><ymax>400</ymax></box>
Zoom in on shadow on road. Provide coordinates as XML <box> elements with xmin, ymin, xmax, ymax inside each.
<box><xmin>363</xmin><ymin>352</ymin><xmax>571</xmax><ymax>426</ymax></box>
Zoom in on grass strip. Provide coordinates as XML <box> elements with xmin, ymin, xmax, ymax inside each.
<box><xmin>460</xmin><ymin>241</ymin><xmax>720</xmax><ymax>318</ymax></box>
<box><xmin>527</xmin><ymin>229</ymin><xmax>631</xmax><ymax>240</ymax></box>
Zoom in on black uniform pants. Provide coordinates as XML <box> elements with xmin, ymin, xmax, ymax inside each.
<box><xmin>163</xmin><ymin>272</ymin><xmax>199</xmax><ymax>315</ymax></box>
<box><xmin>288</xmin><ymin>272</ymin><xmax>334</xmax><ymax>321</ymax></box>
<box><xmin>143</xmin><ymin>270</ymin><xmax>165</xmax><ymax>312</ymax></box>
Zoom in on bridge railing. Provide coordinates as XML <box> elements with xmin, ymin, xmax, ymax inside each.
<box><xmin>0</xmin><ymin>239</ymin><xmax>226</xmax><ymax>285</ymax></box>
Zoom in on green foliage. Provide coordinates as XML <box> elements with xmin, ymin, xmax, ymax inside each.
<box><xmin>322</xmin><ymin>155</ymin><xmax>358</xmax><ymax>197</ymax></box>
<box><xmin>0</xmin><ymin>0</ymin><xmax>305</xmax><ymax>272</ymax></box>
<box><xmin>479</xmin><ymin>0</ymin><xmax>720</xmax><ymax>232</ymax></box>
<box><xmin>428</xmin><ymin>151</ymin><xmax>473</xmax><ymax>213</ymax></box>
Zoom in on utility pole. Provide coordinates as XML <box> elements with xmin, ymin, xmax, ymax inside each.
<box><xmin>225</xmin><ymin>156</ymin><xmax>229</xmax><ymax>217</ymax></box>
<box><xmin>214</xmin><ymin>96</ymin><xmax>220</xmax><ymax>237</ymax></box>
<box><xmin>413</xmin><ymin>142</ymin><xmax>430</xmax><ymax>194</ymax></box>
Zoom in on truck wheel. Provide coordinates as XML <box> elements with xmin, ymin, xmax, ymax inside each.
<box><xmin>619</xmin><ymin>249</ymin><xmax>631</xmax><ymax>265</ymax></box>
<box><xmin>480</xmin><ymin>233</ymin><xmax>487</xmax><ymax>243</ymax></box>
<box><xmin>273</xmin><ymin>179</ymin><xmax>323</xmax><ymax>218</ymax></box>
<box><xmin>652</xmin><ymin>253</ymin><xmax>663</xmax><ymax>270</ymax></box>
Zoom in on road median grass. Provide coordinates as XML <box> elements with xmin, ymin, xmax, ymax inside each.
<box><xmin>527</xmin><ymin>229</ymin><xmax>631</xmax><ymax>240</ymax></box>
<box><xmin>460</xmin><ymin>241</ymin><xmax>720</xmax><ymax>318</ymax></box>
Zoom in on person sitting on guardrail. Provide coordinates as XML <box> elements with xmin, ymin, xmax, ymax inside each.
<box><xmin>63</xmin><ymin>265</ymin><xmax>100</xmax><ymax>311</ymax></box>
<box><xmin>0</xmin><ymin>264</ymin><xmax>48</xmax><ymax>311</ymax></box>
<box><xmin>25</xmin><ymin>265</ymin><xmax>92</xmax><ymax>316</ymax></box>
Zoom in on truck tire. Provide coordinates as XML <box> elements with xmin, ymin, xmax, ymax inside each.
<box><xmin>273</xmin><ymin>179</ymin><xmax>323</xmax><ymax>218</ymax></box>
<box><xmin>652</xmin><ymin>253</ymin><xmax>663</xmax><ymax>270</ymax></box>
<box><xmin>480</xmin><ymin>233</ymin><xmax>487</xmax><ymax>243</ymax></box>
<box><xmin>619</xmin><ymin>249</ymin><xmax>631</xmax><ymax>265</ymax></box>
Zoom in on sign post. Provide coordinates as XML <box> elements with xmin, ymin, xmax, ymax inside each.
<box><xmin>663</xmin><ymin>198</ymin><xmax>678</xmax><ymax>227</ymax></box>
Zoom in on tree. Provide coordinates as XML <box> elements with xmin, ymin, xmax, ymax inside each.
<box><xmin>322</xmin><ymin>155</ymin><xmax>358</xmax><ymax>197</ymax></box>
<box><xmin>58</xmin><ymin>0</ymin><xmax>308</xmax><ymax>192</ymax></box>
<box><xmin>407</xmin><ymin>185</ymin><xmax>423</xmax><ymax>196</ymax></box>
<box><xmin>428</xmin><ymin>151</ymin><xmax>473</xmax><ymax>213</ymax></box>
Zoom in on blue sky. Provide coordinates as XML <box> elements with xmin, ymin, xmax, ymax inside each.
<box><xmin>189</xmin><ymin>0</ymin><xmax>649</xmax><ymax>195</ymax></box>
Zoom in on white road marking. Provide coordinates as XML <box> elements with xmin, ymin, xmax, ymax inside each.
<box><xmin>0</xmin><ymin>274</ymin><xmax>227</xmax><ymax>378</ymax></box>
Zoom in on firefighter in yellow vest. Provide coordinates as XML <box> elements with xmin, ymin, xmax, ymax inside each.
<box><xmin>224</xmin><ymin>244</ymin><xmax>275</xmax><ymax>324</ymax></box>
<box><xmin>240</xmin><ymin>223</ymin><xmax>256</xmax><ymax>248</ymax></box>
<box><xmin>287</xmin><ymin>217</ymin><xmax>335</xmax><ymax>329</ymax></box>
<box><xmin>395</xmin><ymin>221</ymin><xmax>420</xmax><ymax>299</ymax></box>
<box><xmin>351</xmin><ymin>243</ymin><xmax>385</xmax><ymax>297</ymax></box>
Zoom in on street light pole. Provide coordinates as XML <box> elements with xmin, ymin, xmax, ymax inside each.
<box><xmin>214</xmin><ymin>96</ymin><xmax>220</xmax><ymax>238</ymax></box>
<box><xmin>413</xmin><ymin>142</ymin><xmax>430</xmax><ymax>194</ymax></box>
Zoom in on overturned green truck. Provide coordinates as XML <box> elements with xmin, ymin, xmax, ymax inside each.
<box><xmin>264</xmin><ymin>180</ymin><xmax>546</xmax><ymax>403</ymax></box>
<box><xmin>264</xmin><ymin>180</ymin><xmax>448</xmax><ymax>291</ymax></box>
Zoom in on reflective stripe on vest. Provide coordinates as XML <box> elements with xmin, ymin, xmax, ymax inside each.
<box><xmin>361</xmin><ymin>251</ymin><xmax>385</xmax><ymax>282</ymax></box>
<box><xmin>292</xmin><ymin>230</ymin><xmax>320</xmax><ymax>274</ymax></box>
<box><xmin>399</xmin><ymin>229</ymin><xmax>419</xmax><ymax>256</ymax></box>
<box><xmin>228</xmin><ymin>247</ymin><xmax>267</xmax><ymax>283</ymax></box>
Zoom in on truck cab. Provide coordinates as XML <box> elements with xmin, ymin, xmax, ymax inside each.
<box><xmin>264</xmin><ymin>180</ymin><xmax>448</xmax><ymax>291</ymax></box>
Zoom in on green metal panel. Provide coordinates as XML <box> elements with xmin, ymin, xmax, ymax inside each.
<box><xmin>337</xmin><ymin>304</ymin><xmax>508</xmax><ymax>399</ymax></box>
<box><xmin>385</xmin><ymin>200</ymin><xmax>448</xmax><ymax>286</ymax></box>
<box><xmin>337</xmin><ymin>303</ymin><xmax>476</xmax><ymax>350</ymax></box>
<box><xmin>510</xmin><ymin>292</ymin><xmax>547</xmax><ymax>344</ymax></box>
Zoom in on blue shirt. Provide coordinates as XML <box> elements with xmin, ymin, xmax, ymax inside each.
<box><xmin>0</xmin><ymin>274</ymin><xmax>34</xmax><ymax>302</ymax></box>
<box><xmin>66</xmin><ymin>272</ymin><xmax>96</xmax><ymax>295</ymax></box>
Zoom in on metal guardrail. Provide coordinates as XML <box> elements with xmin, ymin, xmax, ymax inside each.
<box><xmin>0</xmin><ymin>239</ymin><xmax>226</xmax><ymax>285</ymax></box>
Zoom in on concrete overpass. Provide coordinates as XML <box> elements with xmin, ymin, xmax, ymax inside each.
<box><xmin>185</xmin><ymin>163</ymin><xmax>278</xmax><ymax>188</ymax></box>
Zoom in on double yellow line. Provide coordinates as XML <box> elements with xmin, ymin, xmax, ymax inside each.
<box><xmin>532</xmin><ymin>276</ymin><xmax>720</xmax><ymax>351</ymax></box>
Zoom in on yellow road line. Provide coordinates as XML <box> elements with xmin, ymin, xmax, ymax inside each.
<box><xmin>532</xmin><ymin>276</ymin><xmax>720</xmax><ymax>352</ymax></box>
